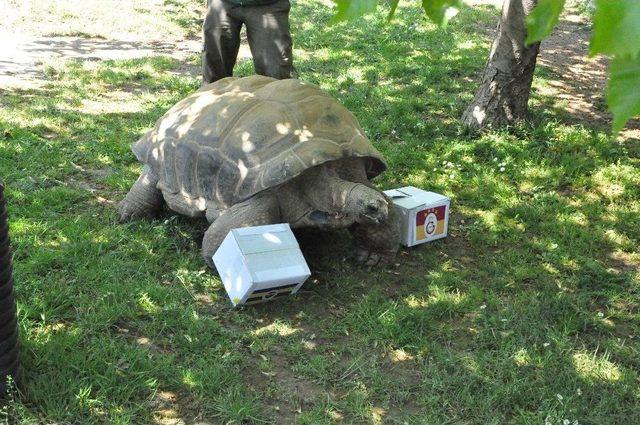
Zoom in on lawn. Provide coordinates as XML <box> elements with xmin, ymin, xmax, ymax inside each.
<box><xmin>1</xmin><ymin>1</ymin><xmax>639</xmax><ymax>424</ymax></box>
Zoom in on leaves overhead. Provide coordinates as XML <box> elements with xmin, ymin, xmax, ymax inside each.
<box><xmin>590</xmin><ymin>0</ymin><xmax>640</xmax><ymax>58</ymax></box>
<box><xmin>387</xmin><ymin>0</ymin><xmax>400</xmax><ymax>21</ymax></box>
<box><xmin>525</xmin><ymin>0</ymin><xmax>566</xmax><ymax>45</ymax></box>
<box><xmin>331</xmin><ymin>0</ymin><xmax>378</xmax><ymax>22</ymax></box>
<box><xmin>608</xmin><ymin>55</ymin><xmax>640</xmax><ymax>133</ymax></box>
<box><xmin>333</xmin><ymin>0</ymin><xmax>462</xmax><ymax>26</ymax></box>
<box><xmin>420</xmin><ymin>0</ymin><xmax>462</xmax><ymax>27</ymax></box>
<box><xmin>590</xmin><ymin>0</ymin><xmax>640</xmax><ymax>132</ymax></box>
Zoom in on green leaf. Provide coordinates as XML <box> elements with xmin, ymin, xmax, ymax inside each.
<box><xmin>421</xmin><ymin>0</ymin><xmax>462</xmax><ymax>27</ymax></box>
<box><xmin>590</xmin><ymin>0</ymin><xmax>640</xmax><ymax>58</ymax></box>
<box><xmin>525</xmin><ymin>0</ymin><xmax>566</xmax><ymax>45</ymax></box>
<box><xmin>387</xmin><ymin>0</ymin><xmax>400</xmax><ymax>22</ymax></box>
<box><xmin>607</xmin><ymin>54</ymin><xmax>640</xmax><ymax>133</ymax></box>
<box><xmin>331</xmin><ymin>0</ymin><xmax>379</xmax><ymax>23</ymax></box>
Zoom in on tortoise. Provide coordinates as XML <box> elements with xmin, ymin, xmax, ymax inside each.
<box><xmin>119</xmin><ymin>75</ymin><xmax>400</xmax><ymax>266</ymax></box>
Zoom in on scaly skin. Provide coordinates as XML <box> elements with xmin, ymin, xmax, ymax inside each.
<box><xmin>118</xmin><ymin>166</ymin><xmax>164</xmax><ymax>222</ymax></box>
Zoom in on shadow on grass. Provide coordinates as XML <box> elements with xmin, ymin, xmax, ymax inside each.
<box><xmin>0</xmin><ymin>1</ymin><xmax>638</xmax><ymax>423</ymax></box>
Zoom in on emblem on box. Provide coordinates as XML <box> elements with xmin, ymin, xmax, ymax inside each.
<box><xmin>416</xmin><ymin>205</ymin><xmax>447</xmax><ymax>241</ymax></box>
<box><xmin>384</xmin><ymin>186</ymin><xmax>450</xmax><ymax>247</ymax></box>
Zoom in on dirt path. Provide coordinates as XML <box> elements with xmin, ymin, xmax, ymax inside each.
<box><xmin>0</xmin><ymin>30</ymin><xmax>203</xmax><ymax>89</ymax></box>
<box><xmin>537</xmin><ymin>13</ymin><xmax>638</xmax><ymax>140</ymax></box>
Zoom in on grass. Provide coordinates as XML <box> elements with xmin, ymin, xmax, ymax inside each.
<box><xmin>4</xmin><ymin>0</ymin><xmax>202</xmax><ymax>39</ymax></box>
<box><xmin>1</xmin><ymin>0</ymin><xmax>639</xmax><ymax>424</ymax></box>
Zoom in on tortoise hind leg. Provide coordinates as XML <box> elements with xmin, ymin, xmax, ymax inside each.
<box><xmin>118</xmin><ymin>165</ymin><xmax>164</xmax><ymax>222</ymax></box>
<box><xmin>202</xmin><ymin>192</ymin><xmax>280</xmax><ymax>268</ymax></box>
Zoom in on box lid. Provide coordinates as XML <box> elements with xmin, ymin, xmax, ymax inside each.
<box><xmin>384</xmin><ymin>186</ymin><xmax>449</xmax><ymax>210</ymax></box>
<box><xmin>231</xmin><ymin>223</ymin><xmax>300</xmax><ymax>255</ymax></box>
<box><xmin>245</xmin><ymin>249</ymin><xmax>310</xmax><ymax>285</ymax></box>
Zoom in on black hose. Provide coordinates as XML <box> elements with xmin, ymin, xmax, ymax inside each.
<box><xmin>0</xmin><ymin>182</ymin><xmax>19</xmax><ymax>395</ymax></box>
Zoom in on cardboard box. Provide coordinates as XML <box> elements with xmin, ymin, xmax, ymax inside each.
<box><xmin>384</xmin><ymin>186</ymin><xmax>450</xmax><ymax>247</ymax></box>
<box><xmin>212</xmin><ymin>223</ymin><xmax>311</xmax><ymax>307</ymax></box>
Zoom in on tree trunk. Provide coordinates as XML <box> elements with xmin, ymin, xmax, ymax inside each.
<box><xmin>0</xmin><ymin>182</ymin><xmax>20</xmax><ymax>395</ymax></box>
<box><xmin>461</xmin><ymin>0</ymin><xmax>540</xmax><ymax>130</ymax></box>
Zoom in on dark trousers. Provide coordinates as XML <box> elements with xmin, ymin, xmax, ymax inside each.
<box><xmin>202</xmin><ymin>0</ymin><xmax>294</xmax><ymax>84</ymax></box>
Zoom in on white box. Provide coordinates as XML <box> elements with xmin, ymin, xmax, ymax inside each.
<box><xmin>384</xmin><ymin>186</ymin><xmax>450</xmax><ymax>247</ymax></box>
<box><xmin>212</xmin><ymin>223</ymin><xmax>311</xmax><ymax>307</ymax></box>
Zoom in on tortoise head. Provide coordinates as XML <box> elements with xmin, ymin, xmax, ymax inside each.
<box><xmin>345</xmin><ymin>184</ymin><xmax>390</xmax><ymax>225</ymax></box>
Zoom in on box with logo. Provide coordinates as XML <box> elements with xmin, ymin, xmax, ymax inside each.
<box><xmin>212</xmin><ymin>223</ymin><xmax>311</xmax><ymax>307</ymax></box>
<box><xmin>384</xmin><ymin>186</ymin><xmax>450</xmax><ymax>247</ymax></box>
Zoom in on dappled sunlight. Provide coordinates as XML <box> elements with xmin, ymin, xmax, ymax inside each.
<box><xmin>79</xmin><ymin>96</ymin><xmax>146</xmax><ymax>115</ymax></box>
<box><xmin>389</xmin><ymin>348</ymin><xmax>414</xmax><ymax>363</ymax></box>
<box><xmin>252</xmin><ymin>321</ymin><xmax>300</xmax><ymax>337</ymax></box>
<box><xmin>512</xmin><ymin>348</ymin><xmax>531</xmax><ymax>367</ymax></box>
<box><xmin>181</xmin><ymin>370</ymin><xmax>198</xmax><ymax>389</ymax></box>
<box><xmin>370</xmin><ymin>406</ymin><xmax>387</xmax><ymax>424</ymax></box>
<box><xmin>404</xmin><ymin>287</ymin><xmax>467</xmax><ymax>310</ymax></box>
<box><xmin>604</xmin><ymin>230</ymin><xmax>635</xmax><ymax>252</ymax></box>
<box><xmin>593</xmin><ymin>164</ymin><xmax>639</xmax><ymax>200</ymax></box>
<box><xmin>137</xmin><ymin>292</ymin><xmax>160</xmax><ymax>315</ymax></box>
<box><xmin>571</xmin><ymin>352</ymin><xmax>623</xmax><ymax>382</ymax></box>
<box><xmin>32</xmin><ymin>321</ymin><xmax>71</xmax><ymax>341</ymax></box>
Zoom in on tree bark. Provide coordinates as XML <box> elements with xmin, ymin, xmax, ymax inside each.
<box><xmin>0</xmin><ymin>182</ymin><xmax>20</xmax><ymax>395</ymax></box>
<box><xmin>461</xmin><ymin>0</ymin><xmax>540</xmax><ymax>130</ymax></box>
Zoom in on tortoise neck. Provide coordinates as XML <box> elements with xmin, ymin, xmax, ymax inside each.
<box><xmin>297</xmin><ymin>166</ymin><xmax>361</xmax><ymax>214</ymax></box>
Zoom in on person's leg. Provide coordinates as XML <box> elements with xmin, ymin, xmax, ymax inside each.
<box><xmin>243</xmin><ymin>0</ymin><xmax>294</xmax><ymax>79</ymax></box>
<box><xmin>202</xmin><ymin>0</ymin><xmax>243</xmax><ymax>84</ymax></box>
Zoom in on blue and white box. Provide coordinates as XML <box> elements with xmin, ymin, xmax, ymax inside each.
<box><xmin>384</xmin><ymin>186</ymin><xmax>450</xmax><ymax>247</ymax></box>
<box><xmin>212</xmin><ymin>223</ymin><xmax>311</xmax><ymax>306</ymax></box>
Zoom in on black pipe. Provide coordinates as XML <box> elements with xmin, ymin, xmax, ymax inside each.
<box><xmin>0</xmin><ymin>182</ymin><xmax>19</xmax><ymax>395</ymax></box>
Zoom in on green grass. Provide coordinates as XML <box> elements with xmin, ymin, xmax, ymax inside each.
<box><xmin>1</xmin><ymin>1</ymin><xmax>639</xmax><ymax>424</ymax></box>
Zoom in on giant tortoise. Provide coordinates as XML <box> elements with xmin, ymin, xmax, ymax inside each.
<box><xmin>119</xmin><ymin>75</ymin><xmax>400</xmax><ymax>266</ymax></box>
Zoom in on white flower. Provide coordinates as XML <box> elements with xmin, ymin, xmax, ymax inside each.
<box><xmin>543</xmin><ymin>342</ymin><xmax>550</xmax><ymax>347</ymax></box>
<box><xmin>556</xmin><ymin>394</ymin><xmax>563</xmax><ymax>401</ymax></box>
<box><xmin>597</xmin><ymin>312</ymin><xmax>604</xmax><ymax>318</ymax></box>
<box><xmin>499</xmin><ymin>166</ymin><xmax>506</xmax><ymax>172</ymax></box>
<box><xmin>563</xmin><ymin>420</ymin><xmax>570</xmax><ymax>425</ymax></box>
<box><xmin>577</xmin><ymin>388</ymin><xmax>582</xmax><ymax>396</ymax></box>
<box><xmin>480</xmin><ymin>304</ymin><xmax>487</xmax><ymax>310</ymax></box>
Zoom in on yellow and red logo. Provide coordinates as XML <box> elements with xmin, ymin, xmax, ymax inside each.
<box><xmin>415</xmin><ymin>205</ymin><xmax>446</xmax><ymax>241</ymax></box>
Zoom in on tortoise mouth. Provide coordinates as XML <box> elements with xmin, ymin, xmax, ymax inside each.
<box><xmin>292</xmin><ymin>209</ymin><xmax>356</xmax><ymax>229</ymax></box>
<box><xmin>360</xmin><ymin>213</ymin><xmax>383</xmax><ymax>224</ymax></box>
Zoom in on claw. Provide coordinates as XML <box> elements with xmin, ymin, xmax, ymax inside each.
<box><xmin>117</xmin><ymin>201</ymin><xmax>135</xmax><ymax>223</ymax></box>
<box><xmin>354</xmin><ymin>247</ymin><xmax>394</xmax><ymax>267</ymax></box>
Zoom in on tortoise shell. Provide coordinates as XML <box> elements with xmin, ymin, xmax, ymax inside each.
<box><xmin>131</xmin><ymin>75</ymin><xmax>386</xmax><ymax>214</ymax></box>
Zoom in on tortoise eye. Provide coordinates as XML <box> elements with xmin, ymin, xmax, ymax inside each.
<box><xmin>366</xmin><ymin>204</ymin><xmax>379</xmax><ymax>213</ymax></box>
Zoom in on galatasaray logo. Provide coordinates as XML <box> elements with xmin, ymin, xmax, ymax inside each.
<box><xmin>424</xmin><ymin>212</ymin><xmax>438</xmax><ymax>236</ymax></box>
<box><xmin>415</xmin><ymin>205</ymin><xmax>446</xmax><ymax>241</ymax></box>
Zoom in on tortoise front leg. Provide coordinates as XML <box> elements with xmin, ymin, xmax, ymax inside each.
<box><xmin>349</xmin><ymin>198</ymin><xmax>400</xmax><ymax>266</ymax></box>
<box><xmin>118</xmin><ymin>165</ymin><xmax>164</xmax><ymax>222</ymax></box>
<box><xmin>201</xmin><ymin>192</ymin><xmax>281</xmax><ymax>268</ymax></box>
